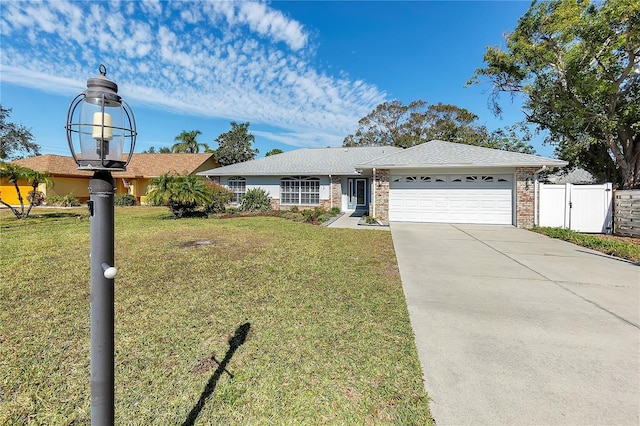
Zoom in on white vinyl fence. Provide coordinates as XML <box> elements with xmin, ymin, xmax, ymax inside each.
<box><xmin>538</xmin><ymin>183</ymin><xmax>613</xmax><ymax>233</ymax></box>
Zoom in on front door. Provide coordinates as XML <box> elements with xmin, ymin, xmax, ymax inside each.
<box><xmin>348</xmin><ymin>178</ymin><xmax>367</xmax><ymax>210</ymax></box>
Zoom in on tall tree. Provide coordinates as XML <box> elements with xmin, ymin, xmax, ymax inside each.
<box><xmin>265</xmin><ymin>148</ymin><xmax>284</xmax><ymax>156</ymax></box>
<box><xmin>422</xmin><ymin>103</ymin><xmax>489</xmax><ymax>146</ymax></box>
<box><xmin>0</xmin><ymin>105</ymin><xmax>40</xmax><ymax>160</ymax></box>
<box><xmin>343</xmin><ymin>100</ymin><xmax>492</xmax><ymax>149</ymax></box>
<box><xmin>172</xmin><ymin>130</ymin><xmax>209</xmax><ymax>153</ymax></box>
<box><xmin>343</xmin><ymin>100</ymin><xmax>428</xmax><ymax>148</ymax></box>
<box><xmin>485</xmin><ymin>124</ymin><xmax>536</xmax><ymax>154</ymax></box>
<box><xmin>142</xmin><ymin>146</ymin><xmax>171</xmax><ymax>154</ymax></box>
<box><xmin>469</xmin><ymin>0</ymin><xmax>640</xmax><ymax>188</ymax></box>
<box><xmin>213</xmin><ymin>122</ymin><xmax>258</xmax><ymax>166</ymax></box>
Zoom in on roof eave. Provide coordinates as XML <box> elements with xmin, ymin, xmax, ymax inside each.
<box><xmin>198</xmin><ymin>170</ymin><xmax>363</xmax><ymax>177</ymax></box>
<box><xmin>357</xmin><ymin>161</ymin><xmax>568</xmax><ymax>169</ymax></box>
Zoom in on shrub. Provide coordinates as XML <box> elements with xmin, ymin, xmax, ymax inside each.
<box><xmin>329</xmin><ymin>207</ymin><xmax>341</xmax><ymax>216</ymax></box>
<box><xmin>205</xmin><ymin>183</ymin><xmax>233</xmax><ymax>214</ymax></box>
<box><xmin>302</xmin><ymin>206</ymin><xmax>326</xmax><ymax>223</ymax></box>
<box><xmin>114</xmin><ymin>194</ymin><xmax>137</xmax><ymax>206</ymax></box>
<box><xmin>362</xmin><ymin>215</ymin><xmax>379</xmax><ymax>225</ymax></box>
<box><xmin>46</xmin><ymin>194</ymin><xmax>80</xmax><ymax>207</ymax></box>
<box><xmin>146</xmin><ymin>173</ymin><xmax>212</xmax><ymax>218</ymax></box>
<box><xmin>289</xmin><ymin>205</ymin><xmax>299</xmax><ymax>212</ymax></box>
<box><xmin>28</xmin><ymin>190</ymin><xmax>46</xmax><ymax>206</ymax></box>
<box><xmin>239</xmin><ymin>188</ymin><xmax>272</xmax><ymax>212</ymax></box>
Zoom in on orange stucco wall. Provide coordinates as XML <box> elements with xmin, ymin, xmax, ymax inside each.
<box><xmin>0</xmin><ymin>179</ymin><xmax>33</xmax><ymax>205</ymax></box>
<box><xmin>46</xmin><ymin>177</ymin><xmax>91</xmax><ymax>201</ymax></box>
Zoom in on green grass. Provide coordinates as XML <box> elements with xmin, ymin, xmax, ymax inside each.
<box><xmin>0</xmin><ymin>207</ymin><xmax>432</xmax><ymax>425</ymax></box>
<box><xmin>531</xmin><ymin>226</ymin><xmax>640</xmax><ymax>263</ymax></box>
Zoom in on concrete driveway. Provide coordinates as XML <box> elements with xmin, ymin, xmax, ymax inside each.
<box><xmin>390</xmin><ymin>223</ymin><xmax>639</xmax><ymax>425</ymax></box>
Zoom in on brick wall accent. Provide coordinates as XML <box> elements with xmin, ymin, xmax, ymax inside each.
<box><xmin>277</xmin><ymin>201</ymin><xmax>332</xmax><ymax>211</ymax></box>
<box><xmin>373</xmin><ymin>169</ymin><xmax>390</xmax><ymax>224</ymax></box>
<box><xmin>515</xmin><ymin>167</ymin><xmax>537</xmax><ymax>229</ymax></box>
<box><xmin>330</xmin><ymin>176</ymin><xmax>342</xmax><ymax>210</ymax></box>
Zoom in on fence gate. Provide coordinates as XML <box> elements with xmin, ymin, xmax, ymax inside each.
<box><xmin>538</xmin><ymin>183</ymin><xmax>613</xmax><ymax>233</ymax></box>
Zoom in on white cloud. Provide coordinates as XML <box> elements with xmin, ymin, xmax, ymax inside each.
<box><xmin>0</xmin><ymin>1</ymin><xmax>386</xmax><ymax>148</ymax></box>
<box><xmin>140</xmin><ymin>0</ymin><xmax>163</xmax><ymax>16</ymax></box>
<box><xmin>237</xmin><ymin>1</ymin><xmax>308</xmax><ymax>51</ymax></box>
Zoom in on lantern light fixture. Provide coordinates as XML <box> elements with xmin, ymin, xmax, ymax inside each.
<box><xmin>66</xmin><ymin>64</ymin><xmax>137</xmax><ymax>170</ymax></box>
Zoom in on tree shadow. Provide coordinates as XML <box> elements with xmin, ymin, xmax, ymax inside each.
<box><xmin>182</xmin><ymin>322</ymin><xmax>251</xmax><ymax>426</ymax></box>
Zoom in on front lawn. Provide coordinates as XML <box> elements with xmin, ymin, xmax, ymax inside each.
<box><xmin>0</xmin><ymin>207</ymin><xmax>432</xmax><ymax>424</ymax></box>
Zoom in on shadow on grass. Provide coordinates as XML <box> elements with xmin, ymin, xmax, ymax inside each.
<box><xmin>38</xmin><ymin>212</ymin><xmax>86</xmax><ymax>219</ymax></box>
<box><xmin>182</xmin><ymin>322</ymin><xmax>251</xmax><ymax>426</ymax></box>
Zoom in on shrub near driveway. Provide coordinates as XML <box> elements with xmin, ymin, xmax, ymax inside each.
<box><xmin>0</xmin><ymin>207</ymin><xmax>432</xmax><ymax>425</ymax></box>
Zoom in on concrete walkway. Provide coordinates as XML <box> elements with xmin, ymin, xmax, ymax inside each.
<box><xmin>326</xmin><ymin>210</ymin><xmax>389</xmax><ymax>230</ymax></box>
<box><xmin>390</xmin><ymin>223</ymin><xmax>639</xmax><ymax>425</ymax></box>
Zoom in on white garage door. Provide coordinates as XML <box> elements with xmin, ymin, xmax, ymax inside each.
<box><xmin>389</xmin><ymin>174</ymin><xmax>513</xmax><ymax>224</ymax></box>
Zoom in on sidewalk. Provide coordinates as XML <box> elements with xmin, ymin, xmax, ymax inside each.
<box><xmin>326</xmin><ymin>211</ymin><xmax>389</xmax><ymax>230</ymax></box>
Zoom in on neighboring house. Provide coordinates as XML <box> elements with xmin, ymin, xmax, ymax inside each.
<box><xmin>199</xmin><ymin>140</ymin><xmax>567</xmax><ymax>228</ymax></box>
<box><xmin>543</xmin><ymin>167</ymin><xmax>597</xmax><ymax>185</ymax></box>
<box><xmin>1</xmin><ymin>153</ymin><xmax>218</xmax><ymax>204</ymax></box>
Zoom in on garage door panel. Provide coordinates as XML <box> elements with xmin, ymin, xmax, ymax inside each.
<box><xmin>389</xmin><ymin>175</ymin><xmax>513</xmax><ymax>224</ymax></box>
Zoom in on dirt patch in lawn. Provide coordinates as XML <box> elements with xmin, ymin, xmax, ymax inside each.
<box><xmin>180</xmin><ymin>240</ymin><xmax>216</xmax><ymax>248</ymax></box>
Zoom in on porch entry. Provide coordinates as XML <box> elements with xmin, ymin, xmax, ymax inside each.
<box><xmin>347</xmin><ymin>178</ymin><xmax>367</xmax><ymax>210</ymax></box>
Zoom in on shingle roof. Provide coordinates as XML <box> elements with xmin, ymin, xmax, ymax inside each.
<box><xmin>358</xmin><ymin>140</ymin><xmax>568</xmax><ymax>168</ymax></box>
<box><xmin>546</xmin><ymin>167</ymin><xmax>596</xmax><ymax>184</ymax></box>
<box><xmin>198</xmin><ymin>141</ymin><xmax>567</xmax><ymax>177</ymax></box>
<box><xmin>11</xmin><ymin>155</ymin><xmax>94</xmax><ymax>177</ymax></box>
<box><xmin>198</xmin><ymin>146</ymin><xmax>402</xmax><ymax>176</ymax></box>
<box><xmin>11</xmin><ymin>153</ymin><xmax>217</xmax><ymax>178</ymax></box>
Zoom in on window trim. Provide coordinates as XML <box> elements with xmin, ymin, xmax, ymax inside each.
<box><xmin>280</xmin><ymin>176</ymin><xmax>320</xmax><ymax>205</ymax></box>
<box><xmin>227</xmin><ymin>177</ymin><xmax>246</xmax><ymax>203</ymax></box>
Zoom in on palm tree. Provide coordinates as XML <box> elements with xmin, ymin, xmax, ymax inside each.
<box><xmin>146</xmin><ymin>173</ymin><xmax>212</xmax><ymax>218</ymax></box>
<box><xmin>0</xmin><ymin>163</ymin><xmax>49</xmax><ymax>218</ymax></box>
<box><xmin>171</xmin><ymin>130</ymin><xmax>209</xmax><ymax>154</ymax></box>
<box><xmin>146</xmin><ymin>173</ymin><xmax>175</xmax><ymax>206</ymax></box>
<box><xmin>167</xmin><ymin>175</ymin><xmax>211</xmax><ymax>217</ymax></box>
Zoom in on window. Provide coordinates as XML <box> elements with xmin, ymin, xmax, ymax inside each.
<box><xmin>227</xmin><ymin>177</ymin><xmax>246</xmax><ymax>203</ymax></box>
<box><xmin>280</xmin><ymin>176</ymin><xmax>320</xmax><ymax>205</ymax></box>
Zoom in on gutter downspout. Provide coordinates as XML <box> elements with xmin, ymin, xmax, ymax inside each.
<box><xmin>372</xmin><ymin>168</ymin><xmax>376</xmax><ymax>219</ymax></box>
<box><xmin>533</xmin><ymin>165</ymin><xmax>547</xmax><ymax>226</ymax></box>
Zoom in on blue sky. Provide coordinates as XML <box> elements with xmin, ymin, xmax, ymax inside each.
<box><xmin>0</xmin><ymin>0</ymin><xmax>554</xmax><ymax>158</ymax></box>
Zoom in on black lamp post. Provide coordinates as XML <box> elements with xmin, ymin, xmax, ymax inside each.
<box><xmin>65</xmin><ymin>65</ymin><xmax>136</xmax><ymax>425</ymax></box>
